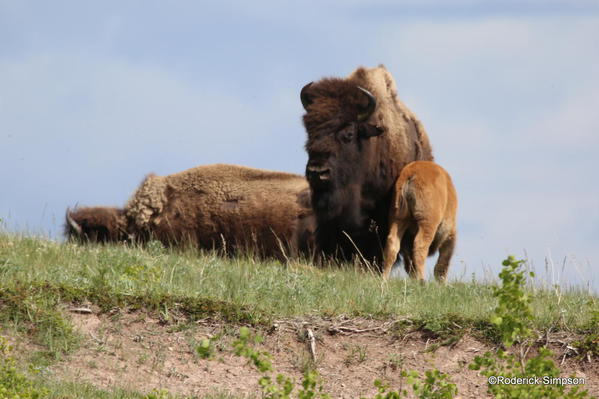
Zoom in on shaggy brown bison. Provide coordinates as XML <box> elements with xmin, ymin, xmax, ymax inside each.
<box><xmin>382</xmin><ymin>161</ymin><xmax>457</xmax><ymax>282</ymax></box>
<box><xmin>300</xmin><ymin>65</ymin><xmax>434</xmax><ymax>267</ymax></box>
<box><xmin>65</xmin><ymin>164</ymin><xmax>316</xmax><ymax>260</ymax></box>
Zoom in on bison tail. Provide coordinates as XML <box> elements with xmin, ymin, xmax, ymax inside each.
<box><xmin>395</xmin><ymin>176</ymin><xmax>414</xmax><ymax>220</ymax></box>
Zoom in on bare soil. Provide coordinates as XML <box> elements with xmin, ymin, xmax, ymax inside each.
<box><xmin>40</xmin><ymin>308</ymin><xmax>599</xmax><ymax>398</ymax></box>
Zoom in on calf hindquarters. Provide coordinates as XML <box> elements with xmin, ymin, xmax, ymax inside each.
<box><xmin>382</xmin><ymin>161</ymin><xmax>457</xmax><ymax>282</ymax></box>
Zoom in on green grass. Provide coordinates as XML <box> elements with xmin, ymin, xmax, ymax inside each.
<box><xmin>0</xmin><ymin>233</ymin><xmax>596</xmax><ymax>337</ymax></box>
<box><xmin>0</xmin><ymin>232</ymin><xmax>597</xmax><ymax>398</ymax></box>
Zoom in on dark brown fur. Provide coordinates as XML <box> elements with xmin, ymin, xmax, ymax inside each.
<box><xmin>65</xmin><ymin>207</ymin><xmax>129</xmax><ymax>243</ymax></box>
<box><xmin>65</xmin><ymin>164</ymin><xmax>316</xmax><ymax>260</ymax></box>
<box><xmin>301</xmin><ymin>65</ymin><xmax>433</xmax><ymax>267</ymax></box>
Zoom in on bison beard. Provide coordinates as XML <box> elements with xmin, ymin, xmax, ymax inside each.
<box><xmin>301</xmin><ymin>65</ymin><xmax>434</xmax><ymax>268</ymax></box>
<box><xmin>310</xmin><ymin>178</ymin><xmax>362</xmax><ymax>226</ymax></box>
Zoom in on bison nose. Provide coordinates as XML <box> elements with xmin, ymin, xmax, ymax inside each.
<box><xmin>306</xmin><ymin>165</ymin><xmax>331</xmax><ymax>181</ymax></box>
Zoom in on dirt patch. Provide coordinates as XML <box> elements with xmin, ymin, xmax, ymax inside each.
<box><xmin>46</xmin><ymin>310</ymin><xmax>598</xmax><ymax>398</ymax></box>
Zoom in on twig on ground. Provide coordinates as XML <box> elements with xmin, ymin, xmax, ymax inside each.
<box><xmin>306</xmin><ymin>328</ymin><xmax>316</xmax><ymax>361</ymax></box>
<box><xmin>328</xmin><ymin>326</ymin><xmax>386</xmax><ymax>335</ymax></box>
<box><xmin>70</xmin><ymin>307</ymin><xmax>92</xmax><ymax>314</ymax></box>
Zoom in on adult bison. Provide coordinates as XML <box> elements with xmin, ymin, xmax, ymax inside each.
<box><xmin>65</xmin><ymin>164</ymin><xmax>316</xmax><ymax>260</ymax></box>
<box><xmin>300</xmin><ymin>65</ymin><xmax>434</xmax><ymax>268</ymax></box>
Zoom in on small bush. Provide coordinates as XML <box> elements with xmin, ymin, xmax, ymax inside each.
<box><xmin>469</xmin><ymin>256</ymin><xmax>591</xmax><ymax>398</ymax></box>
<box><xmin>196</xmin><ymin>338</ymin><xmax>215</xmax><ymax>360</ymax></box>
<box><xmin>0</xmin><ymin>336</ymin><xmax>48</xmax><ymax>398</ymax></box>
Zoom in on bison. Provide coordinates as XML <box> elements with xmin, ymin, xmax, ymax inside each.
<box><xmin>65</xmin><ymin>164</ymin><xmax>316</xmax><ymax>260</ymax></box>
<box><xmin>300</xmin><ymin>65</ymin><xmax>434</xmax><ymax>267</ymax></box>
<box><xmin>382</xmin><ymin>161</ymin><xmax>457</xmax><ymax>282</ymax></box>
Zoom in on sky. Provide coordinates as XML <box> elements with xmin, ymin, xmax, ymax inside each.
<box><xmin>1</xmin><ymin>1</ymin><xmax>598</xmax><ymax>291</ymax></box>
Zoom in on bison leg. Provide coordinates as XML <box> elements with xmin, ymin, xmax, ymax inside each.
<box><xmin>400</xmin><ymin>234</ymin><xmax>415</xmax><ymax>276</ymax></box>
<box><xmin>411</xmin><ymin>223</ymin><xmax>436</xmax><ymax>281</ymax></box>
<box><xmin>434</xmin><ymin>230</ymin><xmax>456</xmax><ymax>283</ymax></box>
<box><xmin>382</xmin><ymin>219</ymin><xmax>409</xmax><ymax>280</ymax></box>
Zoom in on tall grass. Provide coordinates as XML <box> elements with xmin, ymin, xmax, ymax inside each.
<box><xmin>1</xmin><ymin>233</ymin><xmax>596</xmax><ymax>334</ymax></box>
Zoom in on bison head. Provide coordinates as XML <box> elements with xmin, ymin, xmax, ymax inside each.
<box><xmin>301</xmin><ymin>79</ymin><xmax>384</xmax><ymax>230</ymax></box>
<box><xmin>65</xmin><ymin>206</ymin><xmax>131</xmax><ymax>243</ymax></box>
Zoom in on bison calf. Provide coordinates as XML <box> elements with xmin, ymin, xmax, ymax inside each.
<box><xmin>382</xmin><ymin>161</ymin><xmax>457</xmax><ymax>282</ymax></box>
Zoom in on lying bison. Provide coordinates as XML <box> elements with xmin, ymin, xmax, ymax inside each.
<box><xmin>300</xmin><ymin>65</ymin><xmax>434</xmax><ymax>267</ymax></box>
<box><xmin>382</xmin><ymin>161</ymin><xmax>457</xmax><ymax>282</ymax></box>
<box><xmin>66</xmin><ymin>164</ymin><xmax>316</xmax><ymax>260</ymax></box>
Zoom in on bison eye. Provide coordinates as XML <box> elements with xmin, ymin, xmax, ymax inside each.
<box><xmin>339</xmin><ymin>127</ymin><xmax>355</xmax><ymax>143</ymax></box>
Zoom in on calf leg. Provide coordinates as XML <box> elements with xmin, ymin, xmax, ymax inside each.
<box><xmin>411</xmin><ymin>223</ymin><xmax>437</xmax><ymax>281</ymax></box>
<box><xmin>382</xmin><ymin>219</ymin><xmax>409</xmax><ymax>280</ymax></box>
<box><xmin>399</xmin><ymin>233</ymin><xmax>415</xmax><ymax>276</ymax></box>
<box><xmin>434</xmin><ymin>231</ymin><xmax>456</xmax><ymax>283</ymax></box>
<box><xmin>401</xmin><ymin>247</ymin><xmax>414</xmax><ymax>276</ymax></box>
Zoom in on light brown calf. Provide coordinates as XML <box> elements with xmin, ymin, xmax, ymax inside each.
<box><xmin>382</xmin><ymin>161</ymin><xmax>457</xmax><ymax>282</ymax></box>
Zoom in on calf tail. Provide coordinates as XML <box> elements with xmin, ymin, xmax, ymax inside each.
<box><xmin>396</xmin><ymin>176</ymin><xmax>414</xmax><ymax>220</ymax></box>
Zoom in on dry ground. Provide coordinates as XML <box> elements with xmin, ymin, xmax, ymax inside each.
<box><xmin>25</xmin><ymin>308</ymin><xmax>598</xmax><ymax>398</ymax></box>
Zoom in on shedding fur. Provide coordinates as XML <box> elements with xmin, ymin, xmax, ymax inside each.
<box><xmin>382</xmin><ymin>161</ymin><xmax>458</xmax><ymax>282</ymax></box>
<box><xmin>126</xmin><ymin>174</ymin><xmax>167</xmax><ymax>228</ymax></box>
<box><xmin>65</xmin><ymin>164</ymin><xmax>316</xmax><ymax>260</ymax></box>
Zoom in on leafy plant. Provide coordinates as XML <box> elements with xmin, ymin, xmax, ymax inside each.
<box><xmin>232</xmin><ymin>326</ymin><xmax>330</xmax><ymax>399</ymax></box>
<box><xmin>490</xmin><ymin>256</ymin><xmax>534</xmax><ymax>346</ymax></box>
<box><xmin>196</xmin><ymin>338</ymin><xmax>215</xmax><ymax>360</ymax></box>
<box><xmin>469</xmin><ymin>256</ymin><xmax>591</xmax><ymax>398</ymax></box>
<box><xmin>369</xmin><ymin>371</ymin><xmax>457</xmax><ymax>399</ymax></box>
<box><xmin>0</xmin><ymin>336</ymin><xmax>48</xmax><ymax>399</ymax></box>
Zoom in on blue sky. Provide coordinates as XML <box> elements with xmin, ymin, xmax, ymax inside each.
<box><xmin>1</xmin><ymin>1</ymin><xmax>598</xmax><ymax>290</ymax></box>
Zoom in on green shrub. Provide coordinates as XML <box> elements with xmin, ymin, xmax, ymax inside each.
<box><xmin>469</xmin><ymin>256</ymin><xmax>591</xmax><ymax>398</ymax></box>
<box><xmin>0</xmin><ymin>336</ymin><xmax>48</xmax><ymax>399</ymax></box>
<box><xmin>233</xmin><ymin>326</ymin><xmax>330</xmax><ymax>399</ymax></box>
<box><xmin>196</xmin><ymin>338</ymin><xmax>215</xmax><ymax>360</ymax></box>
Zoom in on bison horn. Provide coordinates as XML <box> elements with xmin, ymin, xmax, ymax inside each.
<box><xmin>356</xmin><ymin>86</ymin><xmax>377</xmax><ymax>122</ymax></box>
<box><xmin>66</xmin><ymin>208</ymin><xmax>83</xmax><ymax>236</ymax></box>
<box><xmin>300</xmin><ymin>82</ymin><xmax>314</xmax><ymax>110</ymax></box>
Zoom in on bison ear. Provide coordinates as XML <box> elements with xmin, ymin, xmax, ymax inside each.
<box><xmin>359</xmin><ymin>124</ymin><xmax>384</xmax><ymax>139</ymax></box>
<box><xmin>300</xmin><ymin>82</ymin><xmax>314</xmax><ymax>110</ymax></box>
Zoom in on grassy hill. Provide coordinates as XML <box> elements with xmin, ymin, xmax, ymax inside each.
<box><xmin>0</xmin><ymin>233</ymin><xmax>597</xmax><ymax>398</ymax></box>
